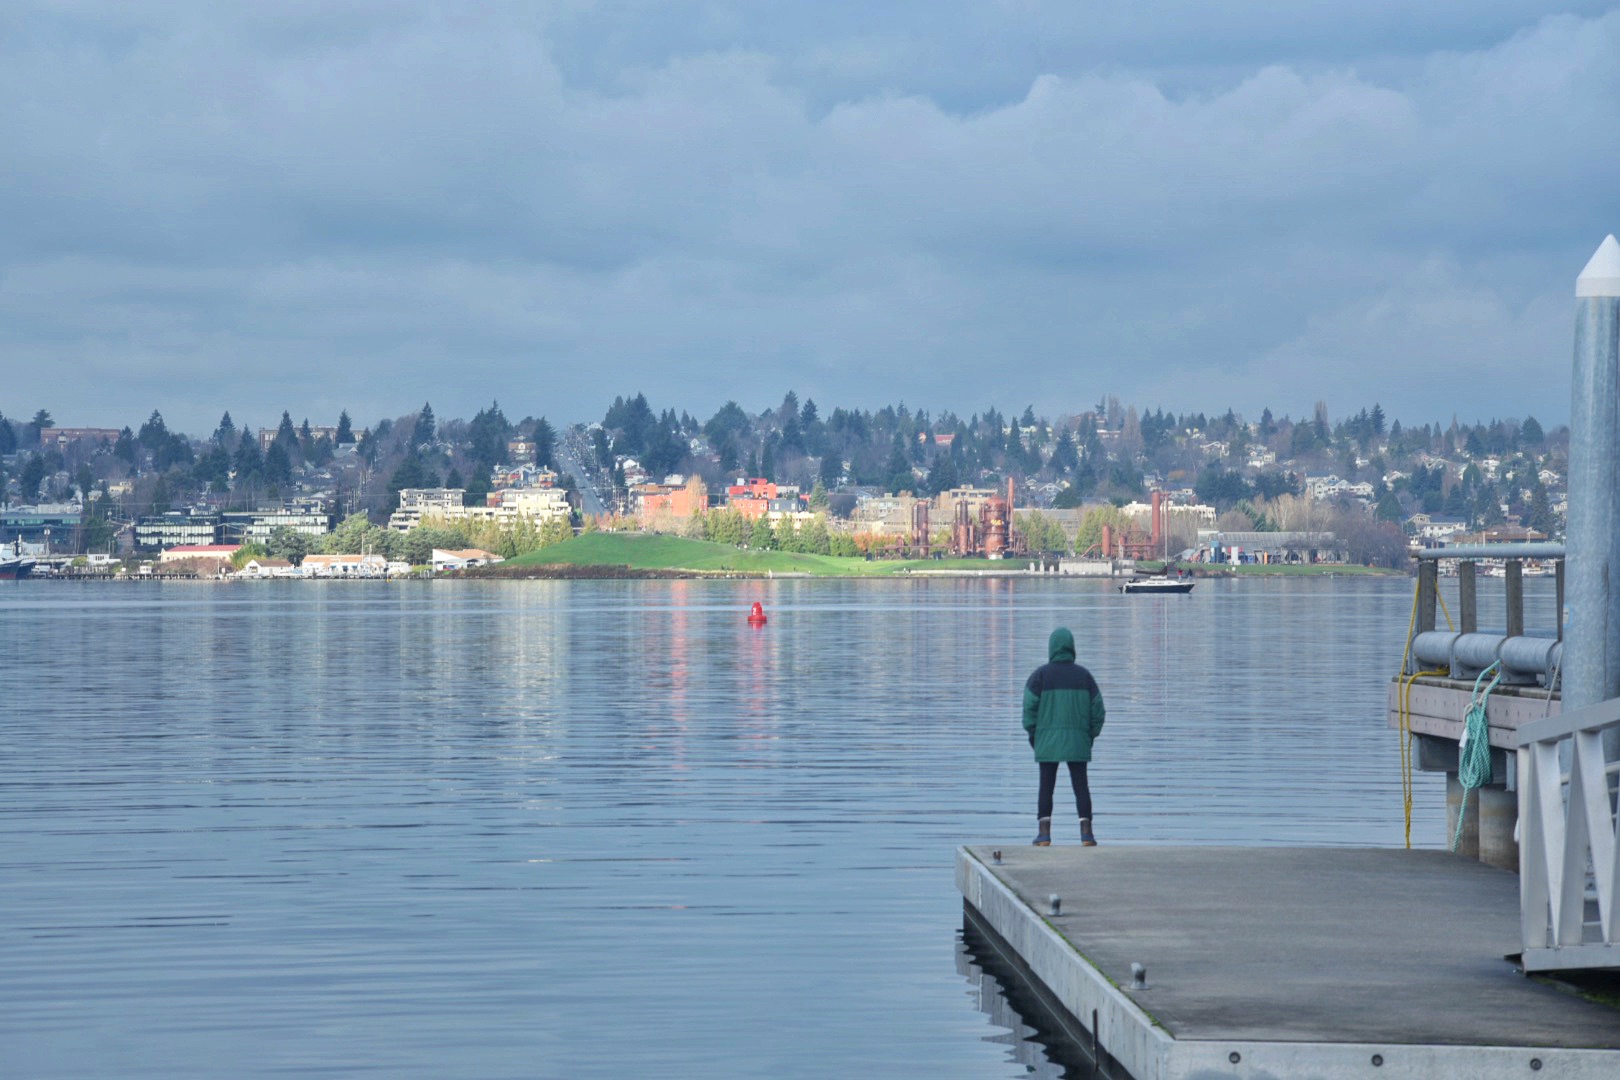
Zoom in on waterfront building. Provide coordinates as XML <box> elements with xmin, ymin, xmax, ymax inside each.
<box><xmin>431</xmin><ymin>548</ymin><xmax>503</xmax><ymax>572</ymax></box>
<box><xmin>638</xmin><ymin>477</ymin><xmax>707</xmax><ymax>523</ymax></box>
<box><xmin>135</xmin><ymin>511</ymin><xmax>221</xmax><ymax>549</ymax></box>
<box><xmin>302</xmin><ymin>553</ymin><xmax>388</xmax><ymax>577</ymax></box>
<box><xmin>158</xmin><ymin>544</ymin><xmax>240</xmax><ymax>565</ymax></box>
<box><xmin>0</xmin><ymin>506</ymin><xmax>84</xmax><ymax>547</ymax></box>
<box><xmin>237</xmin><ymin>557</ymin><xmax>297</xmax><ymax>578</ymax></box>
<box><xmin>221</xmin><ymin>508</ymin><xmax>333</xmax><ymax>544</ymax></box>
<box><xmin>388</xmin><ymin>488</ymin><xmax>467</xmax><ymax>531</ymax></box>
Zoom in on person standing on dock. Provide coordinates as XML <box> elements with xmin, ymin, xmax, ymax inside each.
<box><xmin>1023</xmin><ymin>627</ymin><xmax>1105</xmax><ymax>847</ymax></box>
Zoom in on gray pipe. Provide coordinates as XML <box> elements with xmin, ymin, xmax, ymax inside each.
<box><xmin>1567</xmin><ymin>235</ymin><xmax>1620</xmax><ymax>756</ymax></box>
<box><xmin>1500</xmin><ymin>636</ymin><xmax>1562</xmax><ymax>687</ymax></box>
<box><xmin>1411</xmin><ymin>631</ymin><xmax>1459</xmax><ymax>672</ymax></box>
<box><xmin>1454</xmin><ymin>634</ymin><xmax>1508</xmax><ymax>678</ymax></box>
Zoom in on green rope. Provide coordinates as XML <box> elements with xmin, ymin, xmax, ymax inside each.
<box><xmin>1452</xmin><ymin>661</ymin><xmax>1501</xmax><ymax>853</ymax></box>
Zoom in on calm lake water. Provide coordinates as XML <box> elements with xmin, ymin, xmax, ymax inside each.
<box><xmin>3</xmin><ymin>574</ymin><xmax>1542</xmax><ymax>1078</ymax></box>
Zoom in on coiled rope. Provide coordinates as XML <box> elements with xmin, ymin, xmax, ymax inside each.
<box><xmin>1452</xmin><ymin>661</ymin><xmax>1502</xmax><ymax>853</ymax></box>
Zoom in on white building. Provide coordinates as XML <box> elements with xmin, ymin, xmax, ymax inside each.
<box><xmin>389</xmin><ymin>488</ymin><xmax>468</xmax><ymax>531</ymax></box>
<box><xmin>432</xmin><ymin>548</ymin><xmax>504</xmax><ymax>572</ymax></box>
<box><xmin>303</xmin><ymin>553</ymin><xmax>389</xmax><ymax>578</ymax></box>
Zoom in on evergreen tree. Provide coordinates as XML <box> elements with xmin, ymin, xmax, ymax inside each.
<box><xmin>413</xmin><ymin>402</ymin><xmax>436</xmax><ymax>448</ymax></box>
<box><xmin>1375</xmin><ymin>488</ymin><xmax>1404</xmax><ymax>523</ymax></box>
<box><xmin>1049</xmin><ymin>430</ymin><xmax>1079</xmax><ymax>475</ymax></box>
<box><xmin>467</xmin><ymin>401</ymin><xmax>512</xmax><ymax>469</ymax></box>
<box><xmin>925</xmin><ymin>451</ymin><xmax>959</xmax><ymax>495</ymax></box>
<box><xmin>18</xmin><ymin>454</ymin><xmax>46</xmax><ymax>499</ymax></box>
<box><xmin>885</xmin><ymin>434</ymin><xmax>912</xmax><ymax>494</ymax></box>
<box><xmin>234</xmin><ymin>430</ymin><xmax>263</xmax><ymax>480</ymax></box>
<box><xmin>750</xmin><ymin>515</ymin><xmax>776</xmax><ymax>550</ymax></box>
<box><xmin>530</xmin><ymin>417</ymin><xmax>555</xmax><ymax>467</ymax></box>
<box><xmin>274</xmin><ymin>411</ymin><xmax>297</xmax><ymax>449</ymax></box>
<box><xmin>264</xmin><ymin>442</ymin><xmax>293</xmax><ymax>486</ymax></box>
<box><xmin>213</xmin><ymin>412</ymin><xmax>236</xmax><ymax>447</ymax></box>
<box><xmin>139</xmin><ymin>410</ymin><xmax>169</xmax><ymax>451</ymax></box>
<box><xmin>0</xmin><ymin>411</ymin><xmax>14</xmax><ymax>455</ymax></box>
<box><xmin>148</xmin><ymin>474</ymin><xmax>170</xmax><ymax>515</ymax></box>
<box><xmin>336</xmin><ymin>410</ymin><xmax>354</xmax><ymax>444</ymax></box>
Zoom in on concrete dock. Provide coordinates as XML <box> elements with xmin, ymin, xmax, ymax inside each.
<box><xmin>958</xmin><ymin>845</ymin><xmax>1620</xmax><ymax>1079</ymax></box>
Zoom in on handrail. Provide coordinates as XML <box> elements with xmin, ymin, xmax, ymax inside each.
<box><xmin>1415</xmin><ymin>543</ymin><xmax>1564</xmax><ymax>561</ymax></box>
<box><xmin>1517</xmin><ymin>693</ymin><xmax>1620</xmax><ymax>972</ymax></box>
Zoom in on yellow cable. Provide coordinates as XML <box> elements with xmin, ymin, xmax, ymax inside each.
<box><xmin>1436</xmin><ymin>587</ymin><xmax>1455</xmax><ymax>632</ymax></box>
<box><xmin>1396</xmin><ymin>575</ymin><xmax>1451</xmax><ymax>848</ymax></box>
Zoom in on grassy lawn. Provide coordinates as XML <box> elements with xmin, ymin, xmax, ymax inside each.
<box><xmin>1225</xmin><ymin>562</ymin><xmax>1399</xmax><ymax>575</ymax></box>
<box><xmin>497</xmin><ymin>533</ymin><xmax>1038</xmax><ymax>576</ymax></box>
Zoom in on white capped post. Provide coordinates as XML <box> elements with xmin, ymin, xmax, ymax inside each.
<box><xmin>1566</xmin><ymin>235</ymin><xmax>1620</xmax><ymax>730</ymax></box>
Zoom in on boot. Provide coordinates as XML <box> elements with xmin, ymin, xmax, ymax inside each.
<box><xmin>1079</xmin><ymin>818</ymin><xmax>1097</xmax><ymax>847</ymax></box>
<box><xmin>1032</xmin><ymin>817</ymin><xmax>1052</xmax><ymax>846</ymax></box>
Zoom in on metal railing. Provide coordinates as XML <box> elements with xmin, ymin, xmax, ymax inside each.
<box><xmin>1517</xmin><ymin>695</ymin><xmax>1620</xmax><ymax>972</ymax></box>
<box><xmin>1406</xmin><ymin>545</ymin><xmax>1565</xmax><ymax>681</ymax></box>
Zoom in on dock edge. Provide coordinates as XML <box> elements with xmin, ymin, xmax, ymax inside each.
<box><xmin>955</xmin><ymin>846</ymin><xmax>1619</xmax><ymax>1080</ymax></box>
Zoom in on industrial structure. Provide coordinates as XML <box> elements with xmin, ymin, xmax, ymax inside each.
<box><xmin>1095</xmin><ymin>490</ymin><xmax>1170</xmax><ymax>561</ymax></box>
<box><xmin>944</xmin><ymin>478</ymin><xmax>1022</xmax><ymax>559</ymax></box>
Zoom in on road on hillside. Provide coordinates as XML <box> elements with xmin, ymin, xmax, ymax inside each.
<box><xmin>555</xmin><ymin>436</ymin><xmax>607</xmax><ymax>517</ymax></box>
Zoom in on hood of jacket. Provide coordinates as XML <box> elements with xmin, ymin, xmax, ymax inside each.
<box><xmin>1048</xmin><ymin>627</ymin><xmax>1075</xmax><ymax>663</ymax></box>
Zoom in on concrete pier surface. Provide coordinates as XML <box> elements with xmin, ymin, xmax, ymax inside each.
<box><xmin>959</xmin><ymin>845</ymin><xmax>1620</xmax><ymax>1079</ymax></box>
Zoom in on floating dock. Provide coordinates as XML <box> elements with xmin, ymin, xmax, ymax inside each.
<box><xmin>957</xmin><ymin>845</ymin><xmax>1620</xmax><ymax>1079</ymax></box>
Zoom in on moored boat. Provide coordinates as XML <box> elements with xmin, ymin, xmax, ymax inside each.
<box><xmin>0</xmin><ymin>540</ymin><xmax>37</xmax><ymax>579</ymax></box>
<box><xmin>1119</xmin><ymin>576</ymin><xmax>1194</xmax><ymax>595</ymax></box>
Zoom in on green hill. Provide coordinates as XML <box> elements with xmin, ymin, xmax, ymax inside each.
<box><xmin>496</xmin><ymin>532</ymin><xmax>1036</xmax><ymax>576</ymax></box>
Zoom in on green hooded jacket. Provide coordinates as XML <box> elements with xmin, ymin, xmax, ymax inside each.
<box><xmin>1022</xmin><ymin>627</ymin><xmax>1106</xmax><ymax>763</ymax></box>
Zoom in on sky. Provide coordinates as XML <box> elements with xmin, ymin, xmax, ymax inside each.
<box><xmin>3</xmin><ymin>1</ymin><xmax>1618</xmax><ymax>435</ymax></box>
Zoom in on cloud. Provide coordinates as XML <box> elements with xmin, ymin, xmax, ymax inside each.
<box><xmin>0</xmin><ymin>3</ymin><xmax>1616</xmax><ymax>432</ymax></box>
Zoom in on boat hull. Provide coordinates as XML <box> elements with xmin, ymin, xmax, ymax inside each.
<box><xmin>1119</xmin><ymin>579</ymin><xmax>1194</xmax><ymax>594</ymax></box>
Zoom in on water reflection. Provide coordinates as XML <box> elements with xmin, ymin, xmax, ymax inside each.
<box><xmin>0</xmin><ymin>576</ymin><xmax>1478</xmax><ymax>1078</ymax></box>
<box><xmin>957</xmin><ymin>920</ymin><xmax>1094</xmax><ymax>1079</ymax></box>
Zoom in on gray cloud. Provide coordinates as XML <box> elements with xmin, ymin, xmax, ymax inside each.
<box><xmin>1</xmin><ymin>3</ymin><xmax>1617</xmax><ymax>433</ymax></box>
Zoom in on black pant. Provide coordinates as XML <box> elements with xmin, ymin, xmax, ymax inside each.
<box><xmin>1037</xmin><ymin>761</ymin><xmax>1092</xmax><ymax>820</ymax></box>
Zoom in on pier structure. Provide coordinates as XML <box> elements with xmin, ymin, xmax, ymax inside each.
<box><xmin>959</xmin><ymin>237</ymin><xmax>1620</xmax><ymax>1074</ymax></box>
<box><xmin>1388</xmin><ymin>542</ymin><xmax>1564</xmax><ymax>870</ymax></box>
<box><xmin>960</xmin><ymin>846</ymin><xmax>1620</xmax><ymax>1078</ymax></box>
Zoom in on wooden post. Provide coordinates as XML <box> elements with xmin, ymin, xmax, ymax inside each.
<box><xmin>1417</xmin><ymin>560</ymin><xmax>1438</xmax><ymax>635</ymax></box>
<box><xmin>1458</xmin><ymin>561</ymin><xmax>1477</xmax><ymax>634</ymax></box>
<box><xmin>1556</xmin><ymin>559</ymin><xmax>1566</xmax><ymax>642</ymax></box>
<box><xmin>1505</xmin><ymin>559</ymin><xmax>1525</xmax><ymax>638</ymax></box>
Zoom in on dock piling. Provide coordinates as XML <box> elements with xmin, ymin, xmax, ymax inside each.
<box><xmin>1567</xmin><ymin>234</ymin><xmax>1620</xmax><ymax>755</ymax></box>
<box><xmin>1458</xmin><ymin>560</ymin><xmax>1477</xmax><ymax>634</ymax></box>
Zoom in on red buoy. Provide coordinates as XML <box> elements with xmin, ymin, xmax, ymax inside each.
<box><xmin>747</xmin><ymin>601</ymin><xmax>768</xmax><ymax>626</ymax></box>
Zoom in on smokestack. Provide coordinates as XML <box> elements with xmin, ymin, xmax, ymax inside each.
<box><xmin>1566</xmin><ymin>235</ymin><xmax>1620</xmax><ymax>747</ymax></box>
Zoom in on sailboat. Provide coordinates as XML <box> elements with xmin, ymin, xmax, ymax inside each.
<box><xmin>1119</xmin><ymin>498</ymin><xmax>1194</xmax><ymax>595</ymax></box>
